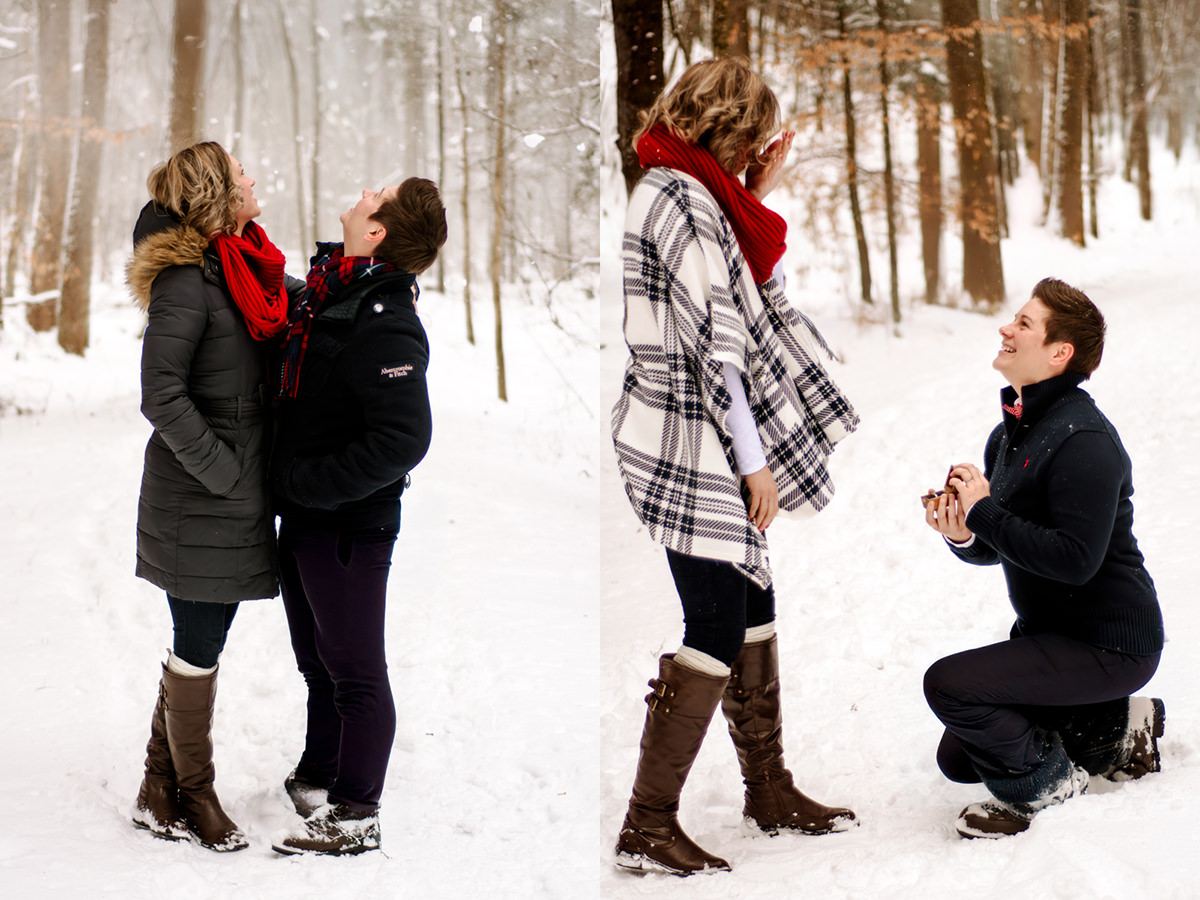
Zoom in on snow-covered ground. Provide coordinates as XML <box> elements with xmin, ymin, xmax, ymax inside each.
<box><xmin>0</xmin><ymin>266</ymin><xmax>601</xmax><ymax>897</ymax></box>
<box><xmin>2</xmin><ymin>146</ymin><xmax>1198</xmax><ymax>898</ymax></box>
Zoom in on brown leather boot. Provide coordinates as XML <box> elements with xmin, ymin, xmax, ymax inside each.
<box><xmin>614</xmin><ymin>654</ymin><xmax>731</xmax><ymax>876</ymax></box>
<box><xmin>131</xmin><ymin>667</ymin><xmax>188</xmax><ymax>840</ymax></box>
<box><xmin>722</xmin><ymin>636</ymin><xmax>857</xmax><ymax>835</ymax></box>
<box><xmin>162</xmin><ymin>665</ymin><xmax>249</xmax><ymax>851</ymax></box>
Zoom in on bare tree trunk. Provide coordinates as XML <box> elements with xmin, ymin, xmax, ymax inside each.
<box><xmin>838</xmin><ymin>2</ymin><xmax>872</xmax><ymax>306</ymax></box>
<box><xmin>1057</xmin><ymin>0</ymin><xmax>1087</xmax><ymax>245</ymax></box>
<box><xmin>232</xmin><ymin>0</ymin><xmax>244</xmax><ymax>152</ymax></box>
<box><xmin>876</xmin><ymin>0</ymin><xmax>899</xmax><ymax>324</ymax></box>
<box><xmin>453</xmin><ymin>5</ymin><xmax>475</xmax><ymax>346</ymax></box>
<box><xmin>310</xmin><ymin>0</ymin><xmax>321</xmax><ymax>251</ymax></box>
<box><xmin>4</xmin><ymin>82</ymin><xmax>38</xmax><ymax>312</ymax></box>
<box><xmin>917</xmin><ymin>72</ymin><xmax>943</xmax><ymax>304</ymax></box>
<box><xmin>28</xmin><ymin>0</ymin><xmax>72</xmax><ymax>332</ymax></box>
<box><xmin>279</xmin><ymin>2</ymin><xmax>310</xmax><ymax>256</ymax></box>
<box><xmin>714</xmin><ymin>0</ymin><xmax>751</xmax><ymax>58</ymax></box>
<box><xmin>613</xmin><ymin>0</ymin><xmax>664</xmax><ymax>195</ymax></box>
<box><xmin>1086</xmin><ymin>1</ymin><xmax>1100</xmax><ymax>239</ymax></box>
<box><xmin>490</xmin><ymin>0</ymin><xmax>508</xmax><ymax>402</ymax></box>
<box><xmin>434</xmin><ymin>0</ymin><xmax>447</xmax><ymax>293</ymax></box>
<box><xmin>1040</xmin><ymin>0</ymin><xmax>1062</xmax><ymax>223</ymax></box>
<box><xmin>1015</xmin><ymin>0</ymin><xmax>1045</xmax><ymax>173</ymax></box>
<box><xmin>943</xmin><ymin>0</ymin><xmax>1006</xmax><ymax>309</ymax></box>
<box><xmin>168</xmin><ymin>0</ymin><xmax>207</xmax><ymax>152</ymax></box>
<box><xmin>666</xmin><ymin>0</ymin><xmax>703</xmax><ymax>68</ymax></box>
<box><xmin>1126</xmin><ymin>0</ymin><xmax>1151</xmax><ymax>219</ymax></box>
<box><xmin>59</xmin><ymin>0</ymin><xmax>111</xmax><ymax>356</ymax></box>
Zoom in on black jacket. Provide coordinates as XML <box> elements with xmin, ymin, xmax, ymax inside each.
<box><xmin>127</xmin><ymin>202</ymin><xmax>298</xmax><ymax>602</ymax></box>
<box><xmin>953</xmin><ymin>372</ymin><xmax>1164</xmax><ymax>655</ymax></box>
<box><xmin>272</xmin><ymin>245</ymin><xmax>432</xmax><ymax>530</ymax></box>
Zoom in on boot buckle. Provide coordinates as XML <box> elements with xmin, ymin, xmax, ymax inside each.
<box><xmin>645</xmin><ymin>679</ymin><xmax>673</xmax><ymax>713</ymax></box>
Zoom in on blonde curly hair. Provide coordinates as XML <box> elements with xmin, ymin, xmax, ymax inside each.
<box><xmin>634</xmin><ymin>58</ymin><xmax>780</xmax><ymax>175</ymax></box>
<box><xmin>146</xmin><ymin>141</ymin><xmax>244</xmax><ymax>237</ymax></box>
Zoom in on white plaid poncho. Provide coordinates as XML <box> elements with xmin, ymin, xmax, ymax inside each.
<box><xmin>611</xmin><ymin>167</ymin><xmax>859</xmax><ymax>588</ymax></box>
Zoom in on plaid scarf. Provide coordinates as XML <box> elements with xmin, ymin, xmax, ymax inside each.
<box><xmin>207</xmin><ymin>221</ymin><xmax>289</xmax><ymax>340</ymax></box>
<box><xmin>636</xmin><ymin>123</ymin><xmax>787</xmax><ymax>285</ymax></box>
<box><xmin>277</xmin><ymin>246</ymin><xmax>396</xmax><ymax>397</ymax></box>
<box><xmin>612</xmin><ymin>168</ymin><xmax>857</xmax><ymax>587</ymax></box>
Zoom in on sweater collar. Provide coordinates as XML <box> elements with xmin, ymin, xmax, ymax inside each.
<box><xmin>1001</xmin><ymin>371</ymin><xmax>1087</xmax><ymax>432</ymax></box>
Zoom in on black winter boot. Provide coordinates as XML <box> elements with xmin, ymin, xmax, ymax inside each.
<box><xmin>956</xmin><ymin>733</ymin><xmax>1088</xmax><ymax>839</ymax></box>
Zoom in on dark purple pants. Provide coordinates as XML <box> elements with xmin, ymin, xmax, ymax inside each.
<box><xmin>278</xmin><ymin>523</ymin><xmax>399</xmax><ymax>811</ymax></box>
<box><xmin>924</xmin><ymin>632</ymin><xmax>1160</xmax><ymax>782</ymax></box>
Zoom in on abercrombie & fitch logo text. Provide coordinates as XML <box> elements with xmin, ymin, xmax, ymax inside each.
<box><xmin>380</xmin><ymin>364</ymin><xmax>414</xmax><ymax>379</ymax></box>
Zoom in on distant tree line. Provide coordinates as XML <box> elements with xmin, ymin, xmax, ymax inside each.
<box><xmin>614</xmin><ymin>0</ymin><xmax>1200</xmax><ymax>319</ymax></box>
<box><xmin>0</xmin><ymin>0</ymin><xmax>598</xmax><ymax>402</ymax></box>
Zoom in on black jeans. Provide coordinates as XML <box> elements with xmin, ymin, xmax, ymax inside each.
<box><xmin>924</xmin><ymin>632</ymin><xmax>1161</xmax><ymax>782</ymax></box>
<box><xmin>278</xmin><ymin>521</ymin><xmax>400</xmax><ymax>811</ymax></box>
<box><xmin>665</xmin><ymin>548</ymin><xmax>776</xmax><ymax>666</ymax></box>
<box><xmin>167</xmin><ymin>595</ymin><xmax>238</xmax><ymax>669</ymax></box>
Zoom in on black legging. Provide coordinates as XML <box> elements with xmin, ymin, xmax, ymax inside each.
<box><xmin>665</xmin><ymin>549</ymin><xmax>776</xmax><ymax>666</ymax></box>
<box><xmin>167</xmin><ymin>595</ymin><xmax>238</xmax><ymax>669</ymax></box>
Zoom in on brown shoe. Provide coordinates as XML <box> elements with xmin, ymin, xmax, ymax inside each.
<box><xmin>722</xmin><ymin>636</ymin><xmax>857</xmax><ymax>835</ymax></box>
<box><xmin>162</xmin><ymin>664</ymin><xmax>249</xmax><ymax>851</ymax></box>
<box><xmin>614</xmin><ymin>655</ymin><xmax>731</xmax><ymax>876</ymax></box>
<box><xmin>1104</xmin><ymin>697</ymin><xmax>1165</xmax><ymax>782</ymax></box>
<box><xmin>960</xmin><ymin>743</ymin><xmax>1089</xmax><ymax>839</ymax></box>
<box><xmin>131</xmin><ymin>668</ymin><xmax>189</xmax><ymax>840</ymax></box>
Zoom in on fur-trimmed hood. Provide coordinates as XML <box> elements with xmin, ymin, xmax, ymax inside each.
<box><xmin>125</xmin><ymin>202</ymin><xmax>211</xmax><ymax>311</ymax></box>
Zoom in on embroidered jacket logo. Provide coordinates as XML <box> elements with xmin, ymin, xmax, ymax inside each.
<box><xmin>380</xmin><ymin>363</ymin><xmax>413</xmax><ymax>379</ymax></box>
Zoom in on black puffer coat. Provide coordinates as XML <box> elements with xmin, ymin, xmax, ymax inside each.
<box><xmin>127</xmin><ymin>202</ymin><xmax>286</xmax><ymax>602</ymax></box>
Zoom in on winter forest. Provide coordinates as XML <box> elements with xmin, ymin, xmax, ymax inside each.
<box><xmin>3</xmin><ymin>0</ymin><xmax>1200</xmax><ymax>897</ymax></box>
<box><xmin>1</xmin><ymin>0</ymin><xmax>598</xmax><ymax>397</ymax></box>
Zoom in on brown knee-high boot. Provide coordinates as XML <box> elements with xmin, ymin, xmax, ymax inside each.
<box><xmin>722</xmin><ymin>635</ymin><xmax>858</xmax><ymax>835</ymax></box>
<box><xmin>162</xmin><ymin>665</ymin><xmax>249</xmax><ymax>851</ymax></box>
<box><xmin>131</xmin><ymin>666</ymin><xmax>188</xmax><ymax>840</ymax></box>
<box><xmin>615</xmin><ymin>654</ymin><xmax>731</xmax><ymax>876</ymax></box>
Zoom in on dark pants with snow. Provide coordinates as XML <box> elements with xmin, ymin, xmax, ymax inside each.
<box><xmin>924</xmin><ymin>632</ymin><xmax>1160</xmax><ymax>783</ymax></box>
<box><xmin>278</xmin><ymin>522</ymin><xmax>400</xmax><ymax>811</ymax></box>
<box><xmin>167</xmin><ymin>595</ymin><xmax>238</xmax><ymax>669</ymax></box>
<box><xmin>665</xmin><ymin>549</ymin><xmax>776</xmax><ymax>667</ymax></box>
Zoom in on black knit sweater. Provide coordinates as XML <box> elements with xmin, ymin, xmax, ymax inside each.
<box><xmin>952</xmin><ymin>372</ymin><xmax>1164</xmax><ymax>655</ymax></box>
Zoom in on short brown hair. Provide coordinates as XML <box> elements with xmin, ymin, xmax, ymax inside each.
<box><xmin>635</xmin><ymin>57</ymin><xmax>780</xmax><ymax>175</ymax></box>
<box><xmin>1033</xmin><ymin>277</ymin><xmax>1106</xmax><ymax>377</ymax></box>
<box><xmin>146</xmin><ymin>141</ymin><xmax>242</xmax><ymax>237</ymax></box>
<box><xmin>371</xmin><ymin>177</ymin><xmax>447</xmax><ymax>274</ymax></box>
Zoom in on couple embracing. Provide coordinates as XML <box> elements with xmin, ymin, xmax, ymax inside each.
<box><xmin>125</xmin><ymin>141</ymin><xmax>446</xmax><ymax>856</ymax></box>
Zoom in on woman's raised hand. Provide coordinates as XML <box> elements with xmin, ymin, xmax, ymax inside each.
<box><xmin>746</xmin><ymin>130</ymin><xmax>794</xmax><ymax>201</ymax></box>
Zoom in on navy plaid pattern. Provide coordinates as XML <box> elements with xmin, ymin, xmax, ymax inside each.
<box><xmin>612</xmin><ymin>168</ymin><xmax>858</xmax><ymax>587</ymax></box>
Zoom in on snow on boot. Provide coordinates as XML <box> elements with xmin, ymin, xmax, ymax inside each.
<box><xmin>721</xmin><ymin>636</ymin><xmax>857</xmax><ymax>835</ymax></box>
<box><xmin>1103</xmin><ymin>697</ymin><xmax>1165</xmax><ymax>782</ymax></box>
<box><xmin>272</xmin><ymin>803</ymin><xmax>381</xmax><ymax>856</ymax></box>
<box><xmin>162</xmin><ymin>664</ymin><xmax>248</xmax><ymax>851</ymax></box>
<box><xmin>284</xmin><ymin>769</ymin><xmax>330</xmax><ymax>818</ymax></box>
<box><xmin>958</xmin><ymin>734</ymin><xmax>1089</xmax><ymax>839</ymax></box>
<box><xmin>614</xmin><ymin>655</ymin><xmax>731</xmax><ymax>876</ymax></box>
<box><xmin>131</xmin><ymin>667</ymin><xmax>189</xmax><ymax>840</ymax></box>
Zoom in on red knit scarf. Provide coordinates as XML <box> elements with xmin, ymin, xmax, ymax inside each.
<box><xmin>636</xmin><ymin>123</ymin><xmax>787</xmax><ymax>285</ymax></box>
<box><xmin>208</xmin><ymin>221</ymin><xmax>289</xmax><ymax>340</ymax></box>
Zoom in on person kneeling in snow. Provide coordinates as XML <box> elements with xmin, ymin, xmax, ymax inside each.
<box><xmin>269</xmin><ymin>178</ymin><xmax>447</xmax><ymax>856</ymax></box>
<box><xmin>922</xmin><ymin>278</ymin><xmax>1166</xmax><ymax>839</ymax></box>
